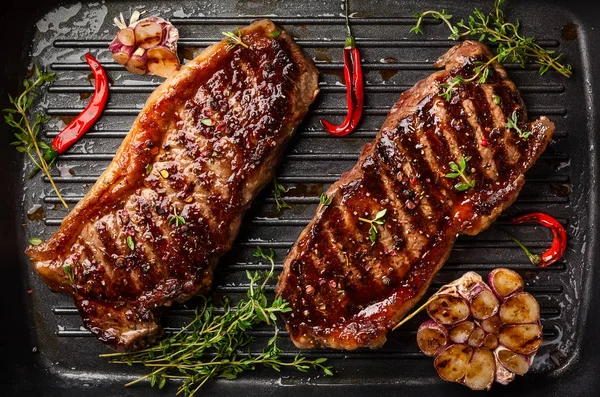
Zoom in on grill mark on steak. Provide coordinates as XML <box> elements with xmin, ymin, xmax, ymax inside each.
<box><xmin>277</xmin><ymin>40</ymin><xmax>554</xmax><ymax>350</ymax></box>
<box><xmin>25</xmin><ymin>20</ymin><xmax>319</xmax><ymax>351</ymax></box>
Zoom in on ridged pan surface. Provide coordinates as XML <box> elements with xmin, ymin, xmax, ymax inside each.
<box><xmin>7</xmin><ymin>0</ymin><xmax>599</xmax><ymax>396</ymax></box>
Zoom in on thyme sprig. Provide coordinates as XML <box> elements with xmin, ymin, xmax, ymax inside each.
<box><xmin>510</xmin><ymin>236</ymin><xmax>542</xmax><ymax>266</ymax></box>
<box><xmin>445</xmin><ymin>156</ymin><xmax>475</xmax><ymax>191</ymax></box>
<box><xmin>506</xmin><ymin>110</ymin><xmax>531</xmax><ymax>139</ymax></box>
<box><xmin>319</xmin><ymin>193</ymin><xmax>333</xmax><ymax>206</ymax></box>
<box><xmin>222</xmin><ymin>28</ymin><xmax>249</xmax><ymax>52</ymax></box>
<box><xmin>411</xmin><ymin>0</ymin><xmax>572</xmax><ymax>78</ymax></box>
<box><xmin>101</xmin><ymin>247</ymin><xmax>332</xmax><ymax>396</ymax></box>
<box><xmin>168</xmin><ymin>207</ymin><xmax>186</xmax><ymax>227</ymax></box>
<box><xmin>273</xmin><ymin>177</ymin><xmax>291</xmax><ymax>212</ymax></box>
<box><xmin>4</xmin><ymin>66</ymin><xmax>68</xmax><ymax>209</ymax></box>
<box><xmin>62</xmin><ymin>264</ymin><xmax>75</xmax><ymax>283</ymax></box>
<box><xmin>359</xmin><ymin>209</ymin><xmax>387</xmax><ymax>245</ymax></box>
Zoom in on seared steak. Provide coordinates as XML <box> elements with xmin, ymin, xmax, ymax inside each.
<box><xmin>26</xmin><ymin>19</ymin><xmax>319</xmax><ymax>351</ymax></box>
<box><xmin>277</xmin><ymin>41</ymin><xmax>554</xmax><ymax>350</ymax></box>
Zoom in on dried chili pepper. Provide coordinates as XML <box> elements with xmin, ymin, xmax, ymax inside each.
<box><xmin>510</xmin><ymin>212</ymin><xmax>567</xmax><ymax>268</ymax></box>
<box><xmin>40</xmin><ymin>53</ymin><xmax>108</xmax><ymax>166</ymax></box>
<box><xmin>320</xmin><ymin>0</ymin><xmax>363</xmax><ymax>136</ymax></box>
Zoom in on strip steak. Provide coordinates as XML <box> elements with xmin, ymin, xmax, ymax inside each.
<box><xmin>277</xmin><ymin>41</ymin><xmax>554</xmax><ymax>350</ymax></box>
<box><xmin>26</xmin><ymin>19</ymin><xmax>319</xmax><ymax>351</ymax></box>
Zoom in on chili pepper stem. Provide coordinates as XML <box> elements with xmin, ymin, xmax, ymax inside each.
<box><xmin>510</xmin><ymin>212</ymin><xmax>567</xmax><ymax>268</ymax></box>
<box><xmin>344</xmin><ymin>0</ymin><xmax>352</xmax><ymax>39</ymax></box>
<box><xmin>344</xmin><ymin>35</ymin><xmax>356</xmax><ymax>49</ymax></box>
<box><xmin>510</xmin><ymin>236</ymin><xmax>541</xmax><ymax>266</ymax></box>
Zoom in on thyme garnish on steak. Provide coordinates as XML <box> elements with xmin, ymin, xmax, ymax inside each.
<box><xmin>506</xmin><ymin>111</ymin><xmax>531</xmax><ymax>139</ymax></box>
<box><xmin>101</xmin><ymin>247</ymin><xmax>333</xmax><ymax>396</ymax></box>
<box><xmin>446</xmin><ymin>156</ymin><xmax>475</xmax><ymax>191</ymax></box>
<box><xmin>411</xmin><ymin>0</ymin><xmax>572</xmax><ymax>99</ymax></box>
<box><xmin>319</xmin><ymin>193</ymin><xmax>333</xmax><ymax>206</ymax></box>
<box><xmin>4</xmin><ymin>66</ymin><xmax>68</xmax><ymax>208</ymax></box>
<box><xmin>359</xmin><ymin>209</ymin><xmax>387</xmax><ymax>245</ymax></box>
<box><xmin>168</xmin><ymin>207</ymin><xmax>186</xmax><ymax>227</ymax></box>
<box><xmin>222</xmin><ymin>28</ymin><xmax>249</xmax><ymax>51</ymax></box>
<box><xmin>62</xmin><ymin>264</ymin><xmax>75</xmax><ymax>283</ymax></box>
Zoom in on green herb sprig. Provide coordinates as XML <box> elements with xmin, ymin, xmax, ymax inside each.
<box><xmin>62</xmin><ymin>264</ymin><xmax>75</xmax><ymax>283</ymax></box>
<box><xmin>410</xmin><ymin>0</ymin><xmax>572</xmax><ymax>78</ymax></box>
<box><xmin>273</xmin><ymin>177</ymin><xmax>291</xmax><ymax>212</ymax></box>
<box><xmin>319</xmin><ymin>193</ymin><xmax>333</xmax><ymax>206</ymax></box>
<box><xmin>438</xmin><ymin>60</ymin><xmax>493</xmax><ymax>100</ymax></box>
<box><xmin>359</xmin><ymin>209</ymin><xmax>387</xmax><ymax>245</ymax></box>
<box><xmin>101</xmin><ymin>247</ymin><xmax>332</xmax><ymax>396</ymax></box>
<box><xmin>168</xmin><ymin>207</ymin><xmax>186</xmax><ymax>227</ymax></box>
<box><xmin>4</xmin><ymin>66</ymin><xmax>68</xmax><ymax>209</ymax></box>
<box><xmin>506</xmin><ymin>110</ymin><xmax>531</xmax><ymax>139</ymax></box>
<box><xmin>445</xmin><ymin>156</ymin><xmax>475</xmax><ymax>191</ymax></box>
<box><xmin>222</xmin><ymin>28</ymin><xmax>249</xmax><ymax>52</ymax></box>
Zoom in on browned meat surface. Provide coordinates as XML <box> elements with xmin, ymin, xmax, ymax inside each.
<box><xmin>277</xmin><ymin>41</ymin><xmax>554</xmax><ymax>350</ymax></box>
<box><xmin>26</xmin><ymin>19</ymin><xmax>319</xmax><ymax>351</ymax></box>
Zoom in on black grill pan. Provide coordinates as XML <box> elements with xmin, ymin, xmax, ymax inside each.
<box><xmin>3</xmin><ymin>0</ymin><xmax>600</xmax><ymax>396</ymax></box>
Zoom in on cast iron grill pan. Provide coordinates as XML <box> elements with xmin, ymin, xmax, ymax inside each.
<box><xmin>10</xmin><ymin>0</ymin><xmax>599</xmax><ymax>396</ymax></box>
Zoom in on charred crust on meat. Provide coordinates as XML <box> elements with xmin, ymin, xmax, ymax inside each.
<box><xmin>25</xmin><ymin>20</ymin><xmax>320</xmax><ymax>351</ymax></box>
<box><xmin>276</xmin><ymin>41</ymin><xmax>554</xmax><ymax>350</ymax></box>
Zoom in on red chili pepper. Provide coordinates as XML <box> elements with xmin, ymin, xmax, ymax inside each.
<box><xmin>41</xmin><ymin>53</ymin><xmax>108</xmax><ymax>165</ymax></box>
<box><xmin>319</xmin><ymin>0</ymin><xmax>364</xmax><ymax>136</ymax></box>
<box><xmin>510</xmin><ymin>212</ymin><xmax>567</xmax><ymax>268</ymax></box>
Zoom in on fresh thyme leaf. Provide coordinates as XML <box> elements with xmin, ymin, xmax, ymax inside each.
<box><xmin>369</xmin><ymin>224</ymin><xmax>377</xmax><ymax>244</ymax></box>
<box><xmin>29</xmin><ymin>237</ymin><xmax>43</xmax><ymax>245</ymax></box>
<box><xmin>374</xmin><ymin>208</ymin><xmax>387</xmax><ymax>221</ymax></box>
<box><xmin>145</xmin><ymin>164</ymin><xmax>152</xmax><ymax>175</ymax></box>
<box><xmin>319</xmin><ymin>193</ymin><xmax>333</xmax><ymax>206</ymax></box>
<box><xmin>222</xmin><ymin>28</ymin><xmax>249</xmax><ymax>52</ymax></box>
<box><xmin>445</xmin><ymin>156</ymin><xmax>475</xmax><ymax>191</ymax></box>
<box><xmin>201</xmin><ymin>118</ymin><xmax>213</xmax><ymax>126</ymax></box>
<box><xmin>4</xmin><ymin>66</ymin><xmax>68</xmax><ymax>208</ymax></box>
<box><xmin>126</xmin><ymin>235</ymin><xmax>135</xmax><ymax>251</ymax></box>
<box><xmin>455</xmin><ymin>182</ymin><xmax>470</xmax><ymax>191</ymax></box>
<box><xmin>101</xmin><ymin>248</ymin><xmax>332</xmax><ymax>396</ymax></box>
<box><xmin>359</xmin><ymin>208</ymin><xmax>388</xmax><ymax>245</ymax></box>
<box><xmin>493</xmin><ymin>94</ymin><xmax>501</xmax><ymax>105</ymax></box>
<box><xmin>62</xmin><ymin>264</ymin><xmax>74</xmax><ymax>283</ymax></box>
<box><xmin>273</xmin><ymin>177</ymin><xmax>291</xmax><ymax>212</ymax></box>
<box><xmin>269</xmin><ymin>30</ymin><xmax>281</xmax><ymax>37</ymax></box>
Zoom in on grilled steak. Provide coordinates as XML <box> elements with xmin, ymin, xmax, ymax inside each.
<box><xmin>26</xmin><ymin>19</ymin><xmax>319</xmax><ymax>351</ymax></box>
<box><xmin>277</xmin><ymin>41</ymin><xmax>554</xmax><ymax>350</ymax></box>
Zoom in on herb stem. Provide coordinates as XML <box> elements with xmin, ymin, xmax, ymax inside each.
<box><xmin>411</xmin><ymin>0</ymin><xmax>572</xmax><ymax>79</ymax></box>
<box><xmin>103</xmin><ymin>247</ymin><xmax>332</xmax><ymax>396</ymax></box>
<box><xmin>420</xmin><ymin>10</ymin><xmax>457</xmax><ymax>34</ymax></box>
<box><xmin>12</xmin><ymin>72</ymin><xmax>68</xmax><ymax>209</ymax></box>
